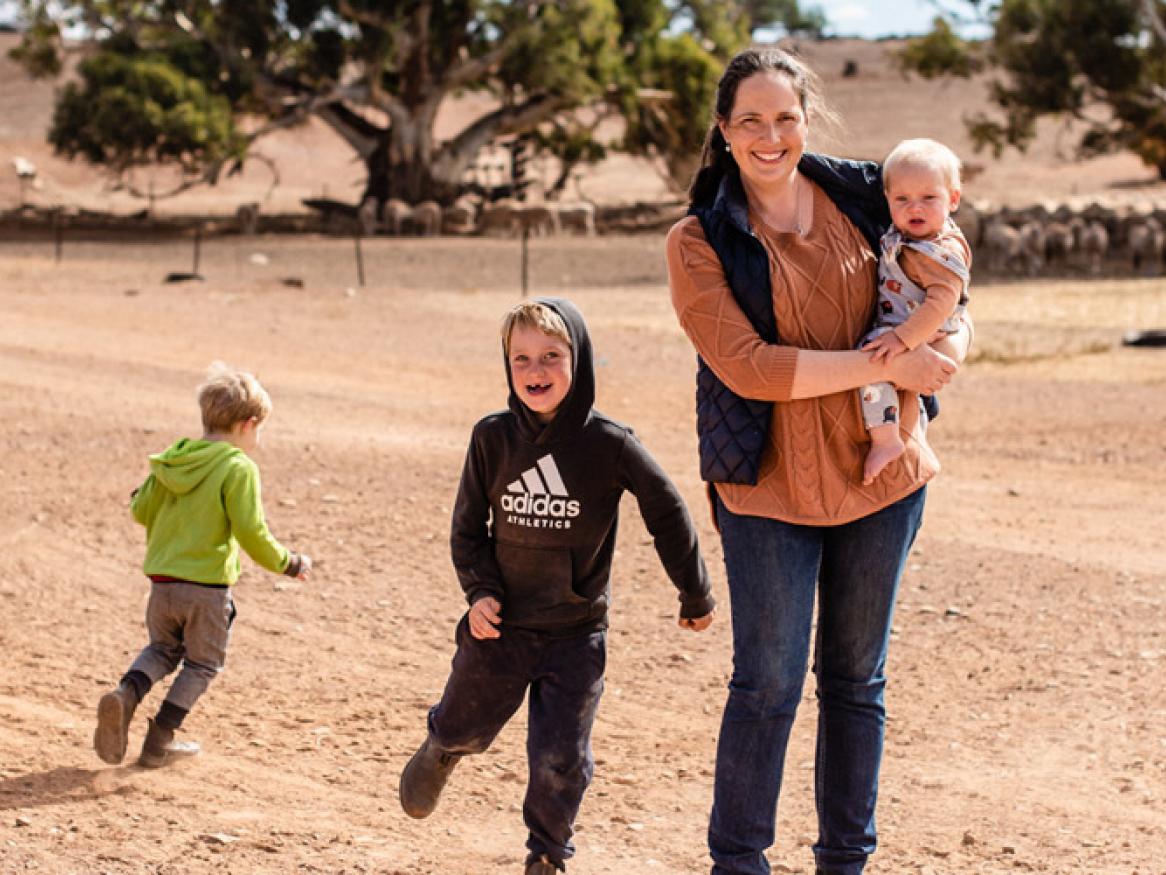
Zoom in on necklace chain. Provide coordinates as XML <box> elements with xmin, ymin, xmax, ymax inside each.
<box><xmin>756</xmin><ymin>177</ymin><xmax>806</xmax><ymax>236</ymax></box>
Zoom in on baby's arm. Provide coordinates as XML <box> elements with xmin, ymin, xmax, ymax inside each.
<box><xmin>862</xmin><ymin>330</ymin><xmax>909</xmax><ymax>364</ymax></box>
<box><xmin>887</xmin><ymin>240</ymin><xmax>968</xmax><ymax>353</ymax></box>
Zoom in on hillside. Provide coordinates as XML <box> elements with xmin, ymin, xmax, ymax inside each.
<box><xmin>2</xmin><ymin>34</ymin><xmax>1164</xmax><ymax>216</ymax></box>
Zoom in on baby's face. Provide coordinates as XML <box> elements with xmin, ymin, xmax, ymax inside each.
<box><xmin>885</xmin><ymin>164</ymin><xmax>960</xmax><ymax>240</ymax></box>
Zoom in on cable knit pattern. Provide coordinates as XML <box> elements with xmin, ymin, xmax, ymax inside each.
<box><xmin>667</xmin><ymin>183</ymin><xmax>940</xmax><ymax>526</ymax></box>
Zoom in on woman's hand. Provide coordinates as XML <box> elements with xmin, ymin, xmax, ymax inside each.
<box><xmin>887</xmin><ymin>342</ymin><xmax>958</xmax><ymax>395</ymax></box>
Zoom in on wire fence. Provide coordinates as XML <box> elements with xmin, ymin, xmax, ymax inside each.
<box><xmin>0</xmin><ymin>227</ymin><xmax>672</xmax><ymax>294</ymax></box>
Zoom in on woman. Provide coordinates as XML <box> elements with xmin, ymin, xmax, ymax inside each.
<box><xmin>665</xmin><ymin>48</ymin><xmax>973</xmax><ymax>875</ymax></box>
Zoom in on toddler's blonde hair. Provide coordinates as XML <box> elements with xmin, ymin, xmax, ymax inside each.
<box><xmin>500</xmin><ymin>302</ymin><xmax>571</xmax><ymax>356</ymax></box>
<box><xmin>883</xmin><ymin>138</ymin><xmax>962</xmax><ymax>194</ymax></box>
<box><xmin>197</xmin><ymin>362</ymin><xmax>273</xmax><ymax>433</ymax></box>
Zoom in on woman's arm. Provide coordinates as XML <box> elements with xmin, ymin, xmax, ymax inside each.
<box><xmin>790</xmin><ymin>342</ymin><xmax>957</xmax><ymax>399</ymax></box>
<box><xmin>668</xmin><ymin>217</ymin><xmax>961</xmax><ymax>403</ymax></box>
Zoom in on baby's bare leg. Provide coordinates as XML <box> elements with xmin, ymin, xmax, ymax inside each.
<box><xmin>864</xmin><ymin>422</ymin><xmax>905</xmax><ymax>485</ymax></box>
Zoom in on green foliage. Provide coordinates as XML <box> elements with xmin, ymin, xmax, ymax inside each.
<box><xmin>743</xmin><ymin>0</ymin><xmax>827</xmax><ymax>36</ymax></box>
<box><xmin>895</xmin><ymin>17</ymin><xmax>982</xmax><ymax>78</ymax></box>
<box><xmin>49</xmin><ymin>51</ymin><xmax>242</xmax><ymax>173</ymax></box>
<box><xmin>623</xmin><ymin>31</ymin><xmax>724</xmax><ymax>184</ymax></box>
<box><xmin>10</xmin><ymin>0</ymin><xmax>835</xmax><ymax>198</ymax></box>
<box><xmin>899</xmin><ymin>0</ymin><xmax>1166</xmax><ymax>179</ymax></box>
<box><xmin>7</xmin><ymin>11</ymin><xmax>62</xmax><ymax>77</ymax></box>
<box><xmin>494</xmin><ymin>0</ymin><xmax>623</xmax><ymax>102</ymax></box>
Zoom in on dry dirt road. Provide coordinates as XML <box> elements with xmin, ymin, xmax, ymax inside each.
<box><xmin>1</xmin><ymin>234</ymin><xmax>1164</xmax><ymax>874</ymax></box>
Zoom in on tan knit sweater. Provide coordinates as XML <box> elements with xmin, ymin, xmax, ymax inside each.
<box><xmin>666</xmin><ymin>182</ymin><xmax>939</xmax><ymax>526</ymax></box>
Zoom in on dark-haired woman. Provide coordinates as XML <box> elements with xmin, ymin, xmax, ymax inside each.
<box><xmin>665</xmin><ymin>48</ymin><xmax>973</xmax><ymax>875</ymax></box>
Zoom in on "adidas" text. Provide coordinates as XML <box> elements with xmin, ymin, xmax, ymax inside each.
<box><xmin>500</xmin><ymin>494</ymin><xmax>581</xmax><ymax>518</ymax></box>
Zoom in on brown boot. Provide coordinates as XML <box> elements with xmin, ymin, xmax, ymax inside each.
<box><xmin>524</xmin><ymin>855</ymin><xmax>563</xmax><ymax>874</ymax></box>
<box><xmin>137</xmin><ymin>719</ymin><xmax>201</xmax><ymax>769</ymax></box>
<box><xmin>94</xmin><ymin>682</ymin><xmax>138</xmax><ymax>765</ymax></box>
<box><xmin>398</xmin><ymin>737</ymin><xmax>461</xmax><ymax>818</ymax></box>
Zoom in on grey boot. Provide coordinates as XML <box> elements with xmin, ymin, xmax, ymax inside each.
<box><xmin>93</xmin><ymin>682</ymin><xmax>138</xmax><ymax>765</ymax></box>
<box><xmin>137</xmin><ymin>719</ymin><xmax>201</xmax><ymax>769</ymax></box>
<box><xmin>399</xmin><ymin>737</ymin><xmax>461</xmax><ymax>818</ymax></box>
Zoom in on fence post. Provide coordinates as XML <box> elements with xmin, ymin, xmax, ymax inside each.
<box><xmin>53</xmin><ymin>208</ymin><xmax>63</xmax><ymax>264</ymax></box>
<box><xmin>192</xmin><ymin>224</ymin><xmax>203</xmax><ymax>275</ymax></box>
<box><xmin>354</xmin><ymin>232</ymin><xmax>366</xmax><ymax>287</ymax></box>
<box><xmin>520</xmin><ymin>226</ymin><xmax>530</xmax><ymax>297</ymax></box>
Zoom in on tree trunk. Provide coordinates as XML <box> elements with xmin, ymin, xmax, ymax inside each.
<box><xmin>322</xmin><ymin>89</ymin><xmax>566</xmax><ymax>209</ymax></box>
<box><xmin>357</xmin><ymin>102</ymin><xmax>463</xmax><ymax>208</ymax></box>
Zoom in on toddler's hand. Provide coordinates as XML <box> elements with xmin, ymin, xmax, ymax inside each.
<box><xmin>863</xmin><ymin>331</ymin><xmax>908</xmax><ymax>364</ymax></box>
<box><xmin>295</xmin><ymin>554</ymin><xmax>312</xmax><ymax>581</ymax></box>
<box><xmin>469</xmin><ymin>596</ymin><xmax>502</xmax><ymax>640</ymax></box>
<box><xmin>679</xmin><ymin>608</ymin><xmax>715</xmax><ymax>632</ymax></box>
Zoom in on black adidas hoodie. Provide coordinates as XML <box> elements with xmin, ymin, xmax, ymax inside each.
<box><xmin>450</xmin><ymin>297</ymin><xmax>715</xmax><ymax>636</ymax></box>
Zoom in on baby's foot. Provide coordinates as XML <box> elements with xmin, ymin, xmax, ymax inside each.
<box><xmin>863</xmin><ymin>441</ymin><xmax>905</xmax><ymax>485</ymax></box>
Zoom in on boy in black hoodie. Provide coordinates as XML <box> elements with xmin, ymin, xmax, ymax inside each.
<box><xmin>400</xmin><ymin>298</ymin><xmax>715</xmax><ymax>874</ymax></box>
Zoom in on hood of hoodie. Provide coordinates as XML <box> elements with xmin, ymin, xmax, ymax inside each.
<box><xmin>149</xmin><ymin>438</ymin><xmax>243</xmax><ymax>495</ymax></box>
<box><xmin>506</xmin><ymin>296</ymin><xmax>595</xmax><ymax>446</ymax></box>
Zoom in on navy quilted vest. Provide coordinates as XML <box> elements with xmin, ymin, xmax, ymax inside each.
<box><xmin>690</xmin><ymin>152</ymin><xmax>903</xmax><ymax>484</ymax></box>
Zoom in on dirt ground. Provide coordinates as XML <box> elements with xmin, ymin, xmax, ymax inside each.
<box><xmin>1</xmin><ymin>233</ymin><xmax>1164</xmax><ymax>875</ymax></box>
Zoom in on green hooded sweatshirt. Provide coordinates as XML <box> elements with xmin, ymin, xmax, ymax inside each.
<box><xmin>131</xmin><ymin>438</ymin><xmax>290</xmax><ymax>585</ymax></box>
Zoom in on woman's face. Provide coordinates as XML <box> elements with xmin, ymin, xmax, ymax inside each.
<box><xmin>718</xmin><ymin>71</ymin><xmax>808</xmax><ymax>192</ymax></box>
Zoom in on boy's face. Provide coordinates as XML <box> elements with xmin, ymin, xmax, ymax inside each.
<box><xmin>886</xmin><ymin>164</ymin><xmax>960</xmax><ymax>240</ymax></box>
<box><xmin>508</xmin><ymin>324</ymin><xmax>573</xmax><ymax>424</ymax></box>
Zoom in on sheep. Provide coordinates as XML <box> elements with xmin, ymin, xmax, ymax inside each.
<box><xmin>555</xmin><ymin>201</ymin><xmax>596</xmax><ymax>236</ymax></box>
<box><xmin>1073</xmin><ymin>219</ymin><xmax>1109</xmax><ymax>276</ymax></box>
<box><xmin>442</xmin><ymin>195</ymin><xmax>480</xmax><ymax>235</ymax></box>
<box><xmin>1043</xmin><ymin>221</ymin><xmax>1074</xmax><ymax>269</ymax></box>
<box><xmin>1128</xmin><ymin>217</ymin><xmax>1165</xmax><ymax>275</ymax></box>
<box><xmin>384</xmin><ymin>198</ymin><xmax>412</xmax><ymax>235</ymax></box>
<box><xmin>478</xmin><ymin>200</ymin><xmax>519</xmax><ymax>237</ymax></box>
<box><xmin>982</xmin><ymin>220</ymin><xmax>1024</xmax><ymax>274</ymax></box>
<box><xmin>412</xmin><ymin>200</ymin><xmax>442</xmax><ymax>236</ymax></box>
<box><xmin>513</xmin><ymin>203</ymin><xmax>559</xmax><ymax>237</ymax></box>
<box><xmin>356</xmin><ymin>198</ymin><xmax>379</xmax><ymax>236</ymax></box>
<box><xmin>1017</xmin><ymin>221</ymin><xmax>1046</xmax><ymax>275</ymax></box>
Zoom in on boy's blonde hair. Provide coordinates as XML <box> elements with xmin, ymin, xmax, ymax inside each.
<box><xmin>883</xmin><ymin>138</ymin><xmax>962</xmax><ymax>194</ymax></box>
<box><xmin>500</xmin><ymin>302</ymin><xmax>571</xmax><ymax>356</ymax></box>
<box><xmin>197</xmin><ymin>362</ymin><xmax>273</xmax><ymax>433</ymax></box>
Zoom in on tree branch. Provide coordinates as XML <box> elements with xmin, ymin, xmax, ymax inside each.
<box><xmin>432</xmin><ymin>92</ymin><xmax>569</xmax><ymax>180</ymax></box>
<box><xmin>444</xmin><ymin>40</ymin><xmax>515</xmax><ymax>91</ymax></box>
<box><xmin>1141</xmin><ymin>0</ymin><xmax>1166</xmax><ymax>47</ymax></box>
<box><xmin>314</xmin><ymin>100</ymin><xmax>388</xmax><ymax>158</ymax></box>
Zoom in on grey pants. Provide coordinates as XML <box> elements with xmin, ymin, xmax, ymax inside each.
<box><xmin>128</xmin><ymin>581</ymin><xmax>235</xmax><ymax>711</ymax></box>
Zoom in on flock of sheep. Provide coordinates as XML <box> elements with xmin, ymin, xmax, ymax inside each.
<box><xmin>958</xmin><ymin>200</ymin><xmax>1166</xmax><ymax>277</ymax></box>
<box><xmin>270</xmin><ymin>185</ymin><xmax>1166</xmax><ymax>280</ymax></box>
<box><xmin>356</xmin><ymin>195</ymin><xmax>597</xmax><ymax>238</ymax></box>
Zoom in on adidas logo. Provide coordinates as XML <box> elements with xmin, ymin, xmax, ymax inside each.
<box><xmin>500</xmin><ymin>454</ymin><xmax>581</xmax><ymax>528</ymax></box>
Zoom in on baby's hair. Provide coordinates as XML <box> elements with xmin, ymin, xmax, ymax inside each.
<box><xmin>500</xmin><ymin>302</ymin><xmax>571</xmax><ymax>356</ymax></box>
<box><xmin>197</xmin><ymin>362</ymin><xmax>273</xmax><ymax>433</ymax></box>
<box><xmin>883</xmin><ymin>138</ymin><xmax>962</xmax><ymax>194</ymax></box>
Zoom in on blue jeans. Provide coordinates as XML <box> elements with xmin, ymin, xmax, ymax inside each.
<box><xmin>708</xmin><ymin>487</ymin><xmax>926</xmax><ymax>875</ymax></box>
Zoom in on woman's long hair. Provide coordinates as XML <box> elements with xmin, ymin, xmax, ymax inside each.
<box><xmin>687</xmin><ymin>47</ymin><xmax>835</xmax><ymax>208</ymax></box>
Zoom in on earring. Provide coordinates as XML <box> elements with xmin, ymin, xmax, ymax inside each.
<box><xmin>724</xmin><ymin>143</ymin><xmax>731</xmax><ymax>152</ymax></box>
